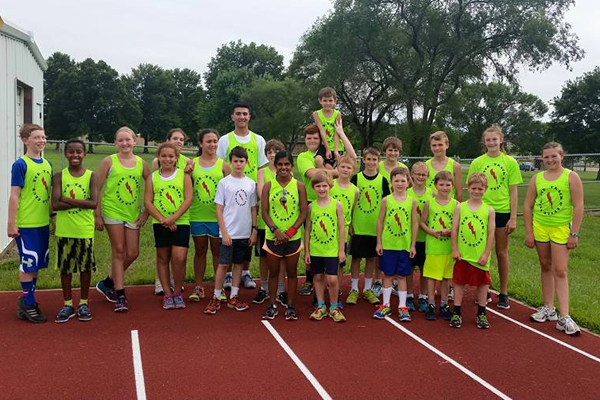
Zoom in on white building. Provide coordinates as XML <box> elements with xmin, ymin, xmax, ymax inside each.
<box><xmin>0</xmin><ymin>16</ymin><xmax>47</xmax><ymax>254</ymax></box>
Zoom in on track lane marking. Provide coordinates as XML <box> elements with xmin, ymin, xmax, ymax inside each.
<box><xmin>261</xmin><ymin>321</ymin><xmax>332</xmax><ymax>400</ymax></box>
<box><xmin>486</xmin><ymin>307</ymin><xmax>600</xmax><ymax>364</ymax></box>
<box><xmin>131</xmin><ymin>330</ymin><xmax>147</xmax><ymax>400</ymax></box>
<box><xmin>384</xmin><ymin>317</ymin><xmax>511</xmax><ymax>400</ymax></box>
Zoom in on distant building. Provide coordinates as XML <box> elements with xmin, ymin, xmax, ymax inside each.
<box><xmin>0</xmin><ymin>16</ymin><xmax>47</xmax><ymax>253</ymax></box>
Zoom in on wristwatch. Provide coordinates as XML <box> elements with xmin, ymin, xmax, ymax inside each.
<box><xmin>252</xmin><ymin>225</ymin><xmax>258</xmax><ymax>231</ymax></box>
<box><xmin>570</xmin><ymin>232</ymin><xmax>579</xmax><ymax>238</ymax></box>
<box><xmin>269</xmin><ymin>225</ymin><xmax>277</xmax><ymax>233</ymax></box>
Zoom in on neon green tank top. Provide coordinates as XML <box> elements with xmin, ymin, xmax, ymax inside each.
<box><xmin>353</xmin><ymin>172</ymin><xmax>383</xmax><ymax>235</ymax></box>
<box><xmin>258</xmin><ymin>166</ymin><xmax>276</xmax><ymax>229</ymax></box>
<box><xmin>379</xmin><ymin>160</ymin><xmax>408</xmax><ymax>192</ymax></box>
<box><xmin>16</xmin><ymin>156</ymin><xmax>52</xmax><ymax>228</ymax></box>
<box><xmin>534</xmin><ymin>168</ymin><xmax>573</xmax><ymax>226</ymax></box>
<box><xmin>407</xmin><ymin>186</ymin><xmax>433</xmax><ymax>242</ymax></box>
<box><xmin>297</xmin><ymin>151</ymin><xmax>317</xmax><ymax>202</ymax></box>
<box><xmin>425</xmin><ymin>197</ymin><xmax>458</xmax><ymax>255</ymax></box>
<box><xmin>190</xmin><ymin>157</ymin><xmax>223</xmax><ymax>223</ymax></box>
<box><xmin>316</xmin><ymin>109</ymin><xmax>344</xmax><ymax>152</ymax></box>
<box><xmin>102</xmin><ymin>154</ymin><xmax>144</xmax><ymax>223</ymax></box>
<box><xmin>330</xmin><ymin>180</ymin><xmax>357</xmax><ymax>238</ymax></box>
<box><xmin>56</xmin><ymin>169</ymin><xmax>94</xmax><ymax>239</ymax></box>
<box><xmin>457</xmin><ymin>201</ymin><xmax>491</xmax><ymax>270</ymax></box>
<box><xmin>426</xmin><ymin>158</ymin><xmax>456</xmax><ymax>198</ymax></box>
<box><xmin>381</xmin><ymin>194</ymin><xmax>413</xmax><ymax>251</ymax></box>
<box><xmin>227</xmin><ymin>131</ymin><xmax>259</xmax><ymax>182</ymax></box>
<box><xmin>152</xmin><ymin>168</ymin><xmax>189</xmax><ymax>225</ymax></box>
<box><xmin>309</xmin><ymin>198</ymin><xmax>339</xmax><ymax>257</ymax></box>
<box><xmin>467</xmin><ymin>153</ymin><xmax>522</xmax><ymax>213</ymax></box>
<box><xmin>266</xmin><ymin>178</ymin><xmax>301</xmax><ymax>241</ymax></box>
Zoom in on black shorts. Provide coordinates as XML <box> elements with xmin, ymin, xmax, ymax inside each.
<box><xmin>153</xmin><ymin>224</ymin><xmax>190</xmax><ymax>248</ymax></box>
<box><xmin>495</xmin><ymin>212</ymin><xmax>511</xmax><ymax>228</ymax></box>
<box><xmin>265</xmin><ymin>239</ymin><xmax>302</xmax><ymax>258</ymax></box>
<box><xmin>349</xmin><ymin>235</ymin><xmax>377</xmax><ymax>258</ymax></box>
<box><xmin>310</xmin><ymin>256</ymin><xmax>339</xmax><ymax>275</ymax></box>
<box><xmin>255</xmin><ymin>229</ymin><xmax>267</xmax><ymax>257</ymax></box>
<box><xmin>411</xmin><ymin>241</ymin><xmax>426</xmax><ymax>269</ymax></box>
<box><xmin>315</xmin><ymin>144</ymin><xmax>337</xmax><ymax>167</ymax></box>
<box><xmin>219</xmin><ymin>239</ymin><xmax>252</xmax><ymax>265</ymax></box>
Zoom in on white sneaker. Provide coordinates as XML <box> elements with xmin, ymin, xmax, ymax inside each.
<box><xmin>556</xmin><ymin>315</ymin><xmax>581</xmax><ymax>335</ymax></box>
<box><xmin>223</xmin><ymin>274</ymin><xmax>233</xmax><ymax>290</ymax></box>
<box><xmin>242</xmin><ymin>272</ymin><xmax>256</xmax><ymax>289</ymax></box>
<box><xmin>448</xmin><ymin>285</ymin><xmax>455</xmax><ymax>301</ymax></box>
<box><xmin>154</xmin><ymin>278</ymin><xmax>164</xmax><ymax>295</ymax></box>
<box><xmin>530</xmin><ymin>306</ymin><xmax>558</xmax><ymax>323</ymax></box>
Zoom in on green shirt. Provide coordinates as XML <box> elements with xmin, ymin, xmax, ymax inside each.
<box><xmin>266</xmin><ymin>178</ymin><xmax>301</xmax><ymax>241</ymax></box>
<box><xmin>297</xmin><ymin>151</ymin><xmax>317</xmax><ymax>202</ymax></box>
<box><xmin>457</xmin><ymin>201</ymin><xmax>491</xmax><ymax>271</ymax></box>
<box><xmin>316</xmin><ymin>109</ymin><xmax>344</xmax><ymax>152</ymax></box>
<box><xmin>330</xmin><ymin>180</ymin><xmax>357</xmax><ymax>239</ymax></box>
<box><xmin>309</xmin><ymin>198</ymin><xmax>339</xmax><ymax>257</ymax></box>
<box><xmin>190</xmin><ymin>158</ymin><xmax>223</xmax><ymax>223</ymax></box>
<box><xmin>381</xmin><ymin>194</ymin><xmax>413</xmax><ymax>251</ymax></box>
<box><xmin>227</xmin><ymin>131</ymin><xmax>259</xmax><ymax>182</ymax></box>
<box><xmin>16</xmin><ymin>156</ymin><xmax>52</xmax><ymax>228</ymax></box>
<box><xmin>467</xmin><ymin>153</ymin><xmax>522</xmax><ymax>213</ymax></box>
<box><xmin>258</xmin><ymin>166</ymin><xmax>276</xmax><ymax>229</ymax></box>
<box><xmin>534</xmin><ymin>168</ymin><xmax>573</xmax><ymax>226</ymax></box>
<box><xmin>102</xmin><ymin>154</ymin><xmax>144</xmax><ymax>224</ymax></box>
<box><xmin>426</xmin><ymin>158</ymin><xmax>457</xmax><ymax>198</ymax></box>
<box><xmin>56</xmin><ymin>169</ymin><xmax>94</xmax><ymax>239</ymax></box>
<box><xmin>152</xmin><ymin>168</ymin><xmax>189</xmax><ymax>225</ymax></box>
<box><xmin>379</xmin><ymin>160</ymin><xmax>409</xmax><ymax>192</ymax></box>
<box><xmin>353</xmin><ymin>172</ymin><xmax>384</xmax><ymax>236</ymax></box>
<box><xmin>407</xmin><ymin>186</ymin><xmax>433</xmax><ymax>242</ymax></box>
<box><xmin>425</xmin><ymin>197</ymin><xmax>458</xmax><ymax>255</ymax></box>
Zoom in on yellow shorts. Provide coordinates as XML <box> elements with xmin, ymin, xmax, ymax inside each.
<box><xmin>422</xmin><ymin>254</ymin><xmax>454</xmax><ymax>281</ymax></box>
<box><xmin>533</xmin><ymin>219</ymin><xmax>570</xmax><ymax>245</ymax></box>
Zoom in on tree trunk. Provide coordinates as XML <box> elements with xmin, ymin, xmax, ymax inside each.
<box><xmin>144</xmin><ymin>134</ymin><xmax>149</xmax><ymax>153</ymax></box>
<box><xmin>88</xmin><ymin>142</ymin><xmax>94</xmax><ymax>153</ymax></box>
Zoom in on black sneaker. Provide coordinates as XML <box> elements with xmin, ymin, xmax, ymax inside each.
<box><xmin>77</xmin><ymin>304</ymin><xmax>92</xmax><ymax>321</ymax></box>
<box><xmin>277</xmin><ymin>291</ymin><xmax>289</xmax><ymax>306</ymax></box>
<box><xmin>262</xmin><ymin>304</ymin><xmax>278</xmax><ymax>320</ymax></box>
<box><xmin>17</xmin><ymin>296</ymin><xmax>48</xmax><ymax>324</ymax></box>
<box><xmin>497</xmin><ymin>293</ymin><xmax>510</xmax><ymax>309</ymax></box>
<box><xmin>477</xmin><ymin>314</ymin><xmax>490</xmax><ymax>329</ymax></box>
<box><xmin>285</xmin><ymin>305</ymin><xmax>298</xmax><ymax>321</ymax></box>
<box><xmin>55</xmin><ymin>305</ymin><xmax>76</xmax><ymax>323</ymax></box>
<box><xmin>406</xmin><ymin>296</ymin><xmax>416</xmax><ymax>311</ymax></box>
<box><xmin>449</xmin><ymin>313</ymin><xmax>462</xmax><ymax>328</ymax></box>
<box><xmin>114</xmin><ymin>295</ymin><xmax>129</xmax><ymax>313</ymax></box>
<box><xmin>440</xmin><ymin>304</ymin><xmax>453</xmax><ymax>320</ymax></box>
<box><xmin>252</xmin><ymin>289</ymin><xmax>269</xmax><ymax>304</ymax></box>
<box><xmin>425</xmin><ymin>304</ymin><xmax>437</xmax><ymax>321</ymax></box>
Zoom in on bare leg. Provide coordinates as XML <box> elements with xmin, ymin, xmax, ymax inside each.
<box><xmin>156</xmin><ymin>247</ymin><xmax>173</xmax><ymax>296</ymax></box>
<box><xmin>495</xmin><ymin>227</ymin><xmax>510</xmax><ymax>295</ymax></box>
<box><xmin>171</xmin><ymin>246</ymin><xmax>188</xmax><ymax>296</ymax></box>
<box><xmin>453</xmin><ymin>284</ymin><xmax>465</xmax><ymax>306</ymax></box>
<box><xmin>314</xmin><ymin>273</ymin><xmax>326</xmax><ymax>303</ymax></box>
<box><xmin>267</xmin><ymin>254</ymin><xmax>280</xmax><ymax>305</ymax></box>
<box><xmin>192</xmin><ymin>235</ymin><xmax>209</xmax><ymax>286</ymax></box>
<box><xmin>326</xmin><ymin>274</ymin><xmax>339</xmax><ymax>306</ymax></box>
<box><xmin>61</xmin><ymin>273</ymin><xmax>72</xmax><ymax>301</ymax></box>
<box><xmin>105</xmin><ymin>224</ymin><xmax>126</xmax><ymax>290</ymax></box>
<box><xmin>551</xmin><ymin>242</ymin><xmax>571</xmax><ymax>316</ymax></box>
<box><xmin>284</xmin><ymin>254</ymin><xmax>300</xmax><ymax>306</ymax></box>
<box><xmin>535</xmin><ymin>242</ymin><xmax>554</xmax><ymax>307</ymax></box>
<box><xmin>80</xmin><ymin>271</ymin><xmax>91</xmax><ymax>300</ymax></box>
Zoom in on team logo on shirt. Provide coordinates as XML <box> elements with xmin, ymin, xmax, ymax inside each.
<box><xmin>269</xmin><ymin>188</ymin><xmax>298</xmax><ymax>223</ymax></box>
<box><xmin>63</xmin><ymin>182</ymin><xmax>88</xmax><ymax>215</ymax></box>
<box><xmin>234</xmin><ymin>189</ymin><xmax>249</xmax><ymax>206</ymax></box>
<box><xmin>537</xmin><ymin>186</ymin><xmax>565</xmax><ymax>216</ymax></box>
<box><xmin>482</xmin><ymin>163</ymin><xmax>506</xmax><ymax>191</ymax></box>
<box><xmin>194</xmin><ymin>176</ymin><xmax>218</xmax><ymax>204</ymax></box>
<box><xmin>116</xmin><ymin>175</ymin><xmax>140</xmax><ymax>205</ymax></box>
<box><xmin>357</xmin><ymin>184</ymin><xmax>381</xmax><ymax>214</ymax></box>
<box><xmin>243</xmin><ymin>147</ymin><xmax>257</xmax><ymax>177</ymax></box>
<box><xmin>460</xmin><ymin>214</ymin><xmax>485</xmax><ymax>248</ymax></box>
<box><xmin>332</xmin><ymin>192</ymin><xmax>352</xmax><ymax>222</ymax></box>
<box><xmin>32</xmin><ymin>170</ymin><xmax>52</xmax><ymax>203</ymax></box>
<box><xmin>156</xmin><ymin>185</ymin><xmax>183</xmax><ymax>216</ymax></box>
<box><xmin>431</xmin><ymin>210</ymin><xmax>453</xmax><ymax>242</ymax></box>
<box><xmin>311</xmin><ymin>213</ymin><xmax>336</xmax><ymax>245</ymax></box>
<box><xmin>385</xmin><ymin>206</ymin><xmax>410</xmax><ymax>237</ymax></box>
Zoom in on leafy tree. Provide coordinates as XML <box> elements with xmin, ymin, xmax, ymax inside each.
<box><xmin>171</xmin><ymin>68</ymin><xmax>204</xmax><ymax>142</ymax></box>
<box><xmin>44</xmin><ymin>52</ymin><xmax>77</xmax><ymax>140</ymax></box>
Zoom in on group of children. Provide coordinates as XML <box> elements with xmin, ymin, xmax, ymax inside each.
<box><xmin>8</xmin><ymin>87</ymin><xmax>583</xmax><ymax>336</ymax></box>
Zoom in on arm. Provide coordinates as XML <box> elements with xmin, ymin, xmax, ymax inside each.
<box><xmin>523</xmin><ymin>176</ymin><xmax>537</xmax><ymax>248</ymax></box>
<box><xmin>506</xmin><ymin>185</ymin><xmax>518</xmax><ymax>235</ymax></box>
<box><xmin>410</xmin><ymin>199</ymin><xmax>419</xmax><ymax>257</ymax></box>
<box><xmin>249</xmin><ymin>203</ymin><xmax>258</xmax><ymax>246</ymax></box>
<box><xmin>334</xmin><ymin>118</ymin><xmax>356</xmax><ymax>159</ymax></box>
<box><xmin>144</xmin><ymin>175</ymin><xmax>163</xmax><ymax>223</ymax></box>
<box><xmin>336</xmin><ymin>201</ymin><xmax>346</xmax><ymax>264</ymax></box>
<box><xmin>568</xmin><ymin>171</ymin><xmax>584</xmax><ymax>250</ymax></box>
<box><xmin>453</xmin><ymin>161</ymin><xmax>463</xmax><ymax>202</ymax></box>
<box><xmin>163</xmin><ymin>173</ymin><xmax>193</xmax><ymax>227</ymax></box>
<box><xmin>451</xmin><ymin>205</ymin><xmax>461</xmax><ymax>260</ymax></box>
<box><xmin>419</xmin><ymin>202</ymin><xmax>441</xmax><ymax>238</ymax></box>
<box><xmin>479</xmin><ymin>208</ymin><xmax>496</xmax><ymax>266</ymax></box>
<box><xmin>349</xmin><ymin>188</ymin><xmax>359</xmax><ymax>236</ymax></box>
<box><xmin>216</xmin><ymin>203</ymin><xmax>231</xmax><ymax>246</ymax></box>
<box><xmin>257</xmin><ymin>168</ymin><xmax>265</xmax><ymax>204</ymax></box>
<box><xmin>375</xmin><ymin>197</ymin><xmax>387</xmax><ymax>256</ymax></box>
<box><xmin>94</xmin><ymin>156</ymin><xmax>112</xmax><ymax>230</ymax></box>
<box><xmin>184</xmin><ymin>156</ymin><xmax>194</xmax><ymax>173</ymax></box>
<box><xmin>60</xmin><ymin>173</ymin><xmax>99</xmax><ymax>209</ymax></box>
<box><xmin>7</xmin><ymin>186</ymin><xmax>21</xmax><ymax>238</ymax></box>
<box><xmin>304</xmin><ymin>204</ymin><xmax>313</xmax><ymax>265</ymax></box>
<box><xmin>295</xmin><ymin>181</ymin><xmax>308</xmax><ymax>230</ymax></box>
<box><xmin>222</xmin><ymin>160</ymin><xmax>231</xmax><ymax>176</ymax></box>
<box><xmin>51</xmin><ymin>172</ymin><xmax>71</xmax><ymax>211</ymax></box>
<box><xmin>312</xmin><ymin>111</ymin><xmax>331</xmax><ymax>157</ymax></box>
<box><xmin>261</xmin><ymin>181</ymin><xmax>286</xmax><ymax>243</ymax></box>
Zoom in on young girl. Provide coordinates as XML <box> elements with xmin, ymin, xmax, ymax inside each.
<box><xmin>188</xmin><ymin>129</ymin><xmax>230</xmax><ymax>302</ymax></box>
<box><xmin>467</xmin><ymin>125</ymin><xmax>522</xmax><ymax>309</ymax></box>
<box><xmin>426</xmin><ymin>131</ymin><xmax>463</xmax><ymax>201</ymax></box>
<box><xmin>145</xmin><ymin>143</ymin><xmax>193</xmax><ymax>310</ymax></box>
<box><xmin>524</xmin><ymin>142</ymin><xmax>583</xmax><ymax>335</ymax></box>
<box><xmin>95</xmin><ymin>127</ymin><xmax>150</xmax><ymax>312</ymax></box>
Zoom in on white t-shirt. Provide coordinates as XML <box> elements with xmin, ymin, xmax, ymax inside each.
<box><xmin>217</xmin><ymin>131</ymin><xmax>269</xmax><ymax>168</ymax></box>
<box><xmin>214</xmin><ymin>175</ymin><xmax>257</xmax><ymax>239</ymax></box>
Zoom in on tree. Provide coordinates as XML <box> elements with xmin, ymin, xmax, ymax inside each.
<box><xmin>171</xmin><ymin>68</ymin><xmax>204</xmax><ymax>142</ymax></box>
<box><xmin>44</xmin><ymin>52</ymin><xmax>77</xmax><ymax>140</ymax></box>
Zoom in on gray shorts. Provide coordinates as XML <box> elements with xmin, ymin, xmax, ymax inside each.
<box><xmin>103</xmin><ymin>215</ymin><xmax>139</xmax><ymax>230</ymax></box>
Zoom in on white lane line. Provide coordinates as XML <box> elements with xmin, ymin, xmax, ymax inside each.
<box><xmin>486</xmin><ymin>307</ymin><xmax>600</xmax><ymax>364</ymax></box>
<box><xmin>131</xmin><ymin>330</ymin><xmax>147</xmax><ymax>400</ymax></box>
<box><xmin>384</xmin><ymin>317</ymin><xmax>511</xmax><ymax>400</ymax></box>
<box><xmin>261</xmin><ymin>321</ymin><xmax>332</xmax><ymax>400</ymax></box>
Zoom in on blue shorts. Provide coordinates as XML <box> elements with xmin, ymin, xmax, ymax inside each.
<box><xmin>380</xmin><ymin>250</ymin><xmax>411</xmax><ymax>277</ymax></box>
<box><xmin>191</xmin><ymin>221</ymin><xmax>219</xmax><ymax>237</ymax></box>
<box><xmin>310</xmin><ymin>256</ymin><xmax>338</xmax><ymax>276</ymax></box>
<box><xmin>17</xmin><ymin>226</ymin><xmax>50</xmax><ymax>273</ymax></box>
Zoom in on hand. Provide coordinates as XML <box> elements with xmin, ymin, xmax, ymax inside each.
<box><xmin>315</xmin><ymin>155</ymin><xmax>325</xmax><ymax>168</ymax></box>
<box><xmin>135</xmin><ymin>213</ymin><xmax>149</xmax><ymax>227</ymax></box>
<box><xmin>95</xmin><ymin>215</ymin><xmax>104</xmax><ymax>231</ymax></box>
<box><xmin>222</xmin><ymin>232</ymin><xmax>232</xmax><ymax>247</ymax></box>
<box><xmin>452</xmin><ymin>250</ymin><xmax>462</xmax><ymax>261</ymax></box>
<box><xmin>376</xmin><ymin>243</ymin><xmax>383</xmax><ymax>256</ymax></box>
<box><xmin>275</xmin><ymin>229</ymin><xmax>289</xmax><ymax>245</ymax></box>
<box><xmin>162</xmin><ymin>216</ymin><xmax>176</xmax><ymax>227</ymax></box>
<box><xmin>433</xmin><ymin>230</ymin><xmax>442</xmax><ymax>239</ymax></box>
<box><xmin>304</xmin><ymin>252</ymin><xmax>311</xmax><ymax>265</ymax></box>
<box><xmin>248</xmin><ymin>230</ymin><xmax>258</xmax><ymax>246</ymax></box>
<box><xmin>338</xmin><ymin>250</ymin><xmax>346</xmax><ymax>264</ymax></box>
<box><xmin>349</xmin><ymin>225</ymin><xmax>354</xmax><ymax>237</ymax></box>
<box><xmin>334</xmin><ymin>151</ymin><xmax>340</xmax><ymax>161</ymax></box>
<box><xmin>334</xmin><ymin>117</ymin><xmax>343</xmax><ymax>133</ymax></box>
<box><xmin>7</xmin><ymin>223</ymin><xmax>19</xmax><ymax>238</ymax></box>
<box><xmin>409</xmin><ymin>245</ymin><xmax>416</xmax><ymax>258</ymax></box>
<box><xmin>325</xmin><ymin>150</ymin><xmax>332</xmax><ymax>160</ymax></box>
<box><xmin>441</xmin><ymin>229</ymin><xmax>452</xmax><ymax>237</ymax></box>
<box><xmin>505</xmin><ymin>217</ymin><xmax>517</xmax><ymax>235</ymax></box>
<box><xmin>477</xmin><ymin>254</ymin><xmax>489</xmax><ymax>266</ymax></box>
<box><xmin>524</xmin><ymin>233</ymin><xmax>535</xmax><ymax>248</ymax></box>
<box><xmin>567</xmin><ymin>236</ymin><xmax>578</xmax><ymax>250</ymax></box>
<box><xmin>168</xmin><ymin>223</ymin><xmax>177</xmax><ymax>232</ymax></box>
<box><xmin>184</xmin><ymin>162</ymin><xmax>194</xmax><ymax>174</ymax></box>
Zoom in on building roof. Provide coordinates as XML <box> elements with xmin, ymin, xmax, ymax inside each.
<box><xmin>0</xmin><ymin>16</ymin><xmax>47</xmax><ymax>71</ymax></box>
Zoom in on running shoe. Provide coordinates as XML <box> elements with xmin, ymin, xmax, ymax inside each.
<box><xmin>262</xmin><ymin>304</ymin><xmax>278</xmax><ymax>320</ymax></box>
<box><xmin>77</xmin><ymin>304</ymin><xmax>92</xmax><ymax>321</ymax></box>
<box><xmin>204</xmin><ymin>297</ymin><xmax>220</xmax><ymax>314</ymax></box>
<box><xmin>114</xmin><ymin>295</ymin><xmax>129</xmax><ymax>313</ymax></box>
<box><xmin>398</xmin><ymin>307</ymin><xmax>411</xmax><ymax>322</ymax></box>
<box><xmin>55</xmin><ymin>305</ymin><xmax>76</xmax><ymax>323</ymax></box>
<box><xmin>329</xmin><ymin>307</ymin><xmax>346</xmax><ymax>323</ymax></box>
<box><xmin>418</xmin><ymin>297</ymin><xmax>428</xmax><ymax>313</ymax></box>
<box><xmin>373</xmin><ymin>304</ymin><xmax>391</xmax><ymax>319</ymax></box>
<box><xmin>188</xmin><ymin>286</ymin><xmax>204</xmax><ymax>302</ymax></box>
<box><xmin>497</xmin><ymin>293</ymin><xmax>510</xmax><ymax>309</ymax></box>
<box><xmin>17</xmin><ymin>297</ymin><xmax>47</xmax><ymax>323</ymax></box>
<box><xmin>299</xmin><ymin>281</ymin><xmax>313</xmax><ymax>296</ymax></box>
<box><xmin>252</xmin><ymin>289</ymin><xmax>269</xmax><ymax>304</ymax></box>
<box><xmin>440</xmin><ymin>304</ymin><xmax>453</xmax><ymax>320</ymax></box>
<box><xmin>227</xmin><ymin>296</ymin><xmax>249</xmax><ymax>311</ymax></box>
<box><xmin>425</xmin><ymin>304</ymin><xmax>437</xmax><ymax>321</ymax></box>
<box><xmin>309</xmin><ymin>306</ymin><xmax>327</xmax><ymax>321</ymax></box>
<box><xmin>173</xmin><ymin>295</ymin><xmax>186</xmax><ymax>309</ymax></box>
<box><xmin>96</xmin><ymin>280</ymin><xmax>117</xmax><ymax>303</ymax></box>
<box><xmin>346</xmin><ymin>289</ymin><xmax>359</xmax><ymax>305</ymax></box>
<box><xmin>285</xmin><ymin>305</ymin><xmax>299</xmax><ymax>321</ymax></box>
<box><xmin>363</xmin><ymin>289</ymin><xmax>380</xmax><ymax>305</ymax></box>
<box><xmin>556</xmin><ymin>315</ymin><xmax>581</xmax><ymax>336</ymax></box>
<box><xmin>448</xmin><ymin>285</ymin><xmax>455</xmax><ymax>301</ymax></box>
<box><xmin>530</xmin><ymin>306</ymin><xmax>558</xmax><ymax>323</ymax></box>
<box><xmin>277</xmin><ymin>291</ymin><xmax>289</xmax><ymax>307</ymax></box>
<box><xmin>476</xmin><ymin>314</ymin><xmax>490</xmax><ymax>329</ymax></box>
<box><xmin>242</xmin><ymin>272</ymin><xmax>256</xmax><ymax>289</ymax></box>
<box><xmin>391</xmin><ymin>283</ymin><xmax>399</xmax><ymax>296</ymax></box>
<box><xmin>223</xmin><ymin>274</ymin><xmax>233</xmax><ymax>291</ymax></box>
<box><xmin>163</xmin><ymin>295</ymin><xmax>175</xmax><ymax>310</ymax></box>
<box><xmin>449</xmin><ymin>313</ymin><xmax>462</xmax><ymax>328</ymax></box>
<box><xmin>154</xmin><ymin>278</ymin><xmax>164</xmax><ymax>296</ymax></box>
<box><xmin>406</xmin><ymin>296</ymin><xmax>416</xmax><ymax>311</ymax></box>
<box><xmin>372</xmin><ymin>281</ymin><xmax>383</xmax><ymax>297</ymax></box>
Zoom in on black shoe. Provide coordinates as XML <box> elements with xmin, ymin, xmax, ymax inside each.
<box><xmin>285</xmin><ymin>305</ymin><xmax>298</xmax><ymax>321</ymax></box>
<box><xmin>277</xmin><ymin>291</ymin><xmax>289</xmax><ymax>306</ymax></box>
<box><xmin>262</xmin><ymin>304</ymin><xmax>278</xmax><ymax>320</ymax></box>
<box><xmin>252</xmin><ymin>289</ymin><xmax>269</xmax><ymax>304</ymax></box>
<box><xmin>497</xmin><ymin>293</ymin><xmax>510</xmax><ymax>309</ymax></box>
<box><xmin>440</xmin><ymin>304</ymin><xmax>453</xmax><ymax>320</ymax></box>
<box><xmin>17</xmin><ymin>296</ymin><xmax>47</xmax><ymax>324</ymax></box>
<box><xmin>77</xmin><ymin>304</ymin><xmax>93</xmax><ymax>321</ymax></box>
<box><xmin>425</xmin><ymin>304</ymin><xmax>437</xmax><ymax>321</ymax></box>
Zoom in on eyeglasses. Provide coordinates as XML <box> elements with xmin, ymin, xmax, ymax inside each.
<box><xmin>280</xmin><ymin>189</ymin><xmax>289</xmax><ymax>204</ymax></box>
<box><xmin>413</xmin><ymin>173</ymin><xmax>428</xmax><ymax>178</ymax></box>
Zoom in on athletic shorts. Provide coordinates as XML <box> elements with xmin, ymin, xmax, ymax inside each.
<box><xmin>495</xmin><ymin>212</ymin><xmax>511</xmax><ymax>229</ymax></box>
<box><xmin>423</xmin><ymin>254</ymin><xmax>454</xmax><ymax>281</ymax></box>
<box><xmin>103</xmin><ymin>215</ymin><xmax>139</xmax><ymax>230</ymax></box>
<box><xmin>191</xmin><ymin>221</ymin><xmax>219</xmax><ymax>238</ymax></box>
<box><xmin>380</xmin><ymin>250</ymin><xmax>411</xmax><ymax>277</ymax></box>
<box><xmin>411</xmin><ymin>241</ymin><xmax>426</xmax><ymax>269</ymax></box>
<box><xmin>310</xmin><ymin>256</ymin><xmax>339</xmax><ymax>275</ymax></box>
<box><xmin>349</xmin><ymin>235</ymin><xmax>377</xmax><ymax>258</ymax></box>
<box><xmin>265</xmin><ymin>239</ymin><xmax>302</xmax><ymax>258</ymax></box>
<box><xmin>255</xmin><ymin>229</ymin><xmax>267</xmax><ymax>257</ymax></box>
<box><xmin>55</xmin><ymin>237</ymin><xmax>96</xmax><ymax>274</ymax></box>
<box><xmin>219</xmin><ymin>239</ymin><xmax>252</xmax><ymax>265</ymax></box>
<box><xmin>16</xmin><ymin>225</ymin><xmax>50</xmax><ymax>273</ymax></box>
<box><xmin>315</xmin><ymin>144</ymin><xmax>337</xmax><ymax>167</ymax></box>
<box><xmin>153</xmin><ymin>224</ymin><xmax>190</xmax><ymax>248</ymax></box>
<box><xmin>453</xmin><ymin>260</ymin><xmax>491</xmax><ymax>286</ymax></box>
<box><xmin>533</xmin><ymin>219</ymin><xmax>570</xmax><ymax>245</ymax></box>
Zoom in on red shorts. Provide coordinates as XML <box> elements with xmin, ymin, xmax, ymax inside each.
<box><xmin>453</xmin><ymin>260</ymin><xmax>491</xmax><ymax>286</ymax></box>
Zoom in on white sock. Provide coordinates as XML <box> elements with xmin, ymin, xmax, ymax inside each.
<box><xmin>242</xmin><ymin>270</ymin><xmax>250</xmax><ymax>276</ymax></box>
<box><xmin>231</xmin><ymin>286</ymin><xmax>239</xmax><ymax>297</ymax></box>
<box><xmin>226</xmin><ymin>272</ymin><xmax>232</xmax><ymax>278</ymax></box>
<box><xmin>399</xmin><ymin>291</ymin><xmax>407</xmax><ymax>308</ymax></box>
<box><xmin>419</xmin><ymin>293</ymin><xmax>427</xmax><ymax>300</ymax></box>
<box><xmin>382</xmin><ymin>287</ymin><xmax>392</xmax><ymax>306</ymax></box>
<box><xmin>214</xmin><ymin>289</ymin><xmax>222</xmax><ymax>299</ymax></box>
<box><xmin>364</xmin><ymin>278</ymin><xmax>373</xmax><ymax>291</ymax></box>
<box><xmin>351</xmin><ymin>278</ymin><xmax>359</xmax><ymax>291</ymax></box>
<box><xmin>407</xmin><ymin>293</ymin><xmax>414</xmax><ymax>299</ymax></box>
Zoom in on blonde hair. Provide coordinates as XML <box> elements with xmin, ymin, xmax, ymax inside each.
<box><xmin>429</xmin><ymin>131</ymin><xmax>449</xmax><ymax>145</ymax></box>
<box><xmin>311</xmin><ymin>169</ymin><xmax>333</xmax><ymax>188</ymax></box>
<box><xmin>382</xmin><ymin>137</ymin><xmax>402</xmax><ymax>152</ymax></box>
<box><xmin>337</xmin><ymin>154</ymin><xmax>357</xmax><ymax>170</ymax></box>
<box><xmin>115</xmin><ymin>126</ymin><xmax>137</xmax><ymax>141</ymax></box>
<box><xmin>467</xmin><ymin>172</ymin><xmax>488</xmax><ymax>188</ymax></box>
<box><xmin>411</xmin><ymin>161</ymin><xmax>429</xmax><ymax>175</ymax></box>
<box><xmin>434</xmin><ymin>170</ymin><xmax>454</xmax><ymax>185</ymax></box>
<box><xmin>542</xmin><ymin>141</ymin><xmax>565</xmax><ymax>156</ymax></box>
<box><xmin>481</xmin><ymin>124</ymin><xmax>506</xmax><ymax>153</ymax></box>
<box><xmin>19</xmin><ymin>123</ymin><xmax>44</xmax><ymax>139</ymax></box>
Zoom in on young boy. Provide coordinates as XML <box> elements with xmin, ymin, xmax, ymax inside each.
<box><xmin>312</xmin><ymin>87</ymin><xmax>343</xmax><ymax>169</ymax></box>
<box><xmin>204</xmin><ymin>147</ymin><xmax>258</xmax><ymax>314</ymax></box>
<box><xmin>305</xmin><ymin>170</ymin><xmax>346</xmax><ymax>322</ymax></box>
<box><xmin>8</xmin><ymin>124</ymin><xmax>52</xmax><ymax>323</ymax></box>
<box><xmin>374</xmin><ymin>167</ymin><xmax>418</xmax><ymax>321</ymax></box>
<box><xmin>52</xmin><ymin>140</ymin><xmax>98</xmax><ymax>322</ymax></box>
<box><xmin>450</xmin><ymin>173</ymin><xmax>495</xmax><ymax>329</ymax></box>
<box><xmin>420</xmin><ymin>171</ymin><xmax>458</xmax><ymax>321</ymax></box>
<box><xmin>427</xmin><ymin>131</ymin><xmax>463</xmax><ymax>201</ymax></box>
<box><xmin>406</xmin><ymin>162</ymin><xmax>433</xmax><ymax>312</ymax></box>
<box><xmin>347</xmin><ymin>147</ymin><xmax>390</xmax><ymax>305</ymax></box>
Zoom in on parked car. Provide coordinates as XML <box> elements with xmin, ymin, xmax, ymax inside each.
<box><xmin>519</xmin><ymin>162</ymin><xmax>535</xmax><ymax>171</ymax></box>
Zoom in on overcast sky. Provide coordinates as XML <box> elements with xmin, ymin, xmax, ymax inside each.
<box><xmin>3</xmin><ymin>0</ymin><xmax>599</xmax><ymax>111</ymax></box>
